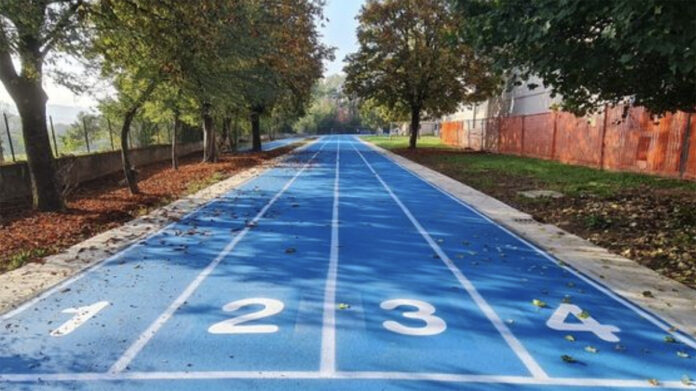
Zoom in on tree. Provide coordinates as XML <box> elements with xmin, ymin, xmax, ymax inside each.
<box><xmin>458</xmin><ymin>0</ymin><xmax>696</xmax><ymax>115</ymax></box>
<box><xmin>241</xmin><ymin>0</ymin><xmax>333</xmax><ymax>151</ymax></box>
<box><xmin>344</xmin><ymin>0</ymin><xmax>498</xmax><ymax>149</ymax></box>
<box><xmin>0</xmin><ymin>0</ymin><xmax>87</xmax><ymax>210</ymax></box>
<box><xmin>358</xmin><ymin>98</ymin><xmax>398</xmax><ymax>132</ymax></box>
<box><xmin>92</xmin><ymin>0</ymin><xmax>239</xmax><ymax>191</ymax></box>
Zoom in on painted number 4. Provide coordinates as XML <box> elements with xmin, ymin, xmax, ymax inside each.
<box><xmin>546</xmin><ymin>304</ymin><xmax>621</xmax><ymax>342</ymax></box>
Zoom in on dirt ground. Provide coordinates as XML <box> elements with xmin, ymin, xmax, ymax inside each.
<box><xmin>392</xmin><ymin>148</ymin><xmax>696</xmax><ymax>289</ymax></box>
<box><xmin>0</xmin><ymin>147</ymin><xmax>293</xmax><ymax>273</ymax></box>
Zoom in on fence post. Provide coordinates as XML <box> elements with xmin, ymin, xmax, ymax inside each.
<box><xmin>520</xmin><ymin>115</ymin><xmax>525</xmax><ymax>156</ymax></box>
<box><xmin>49</xmin><ymin>115</ymin><xmax>58</xmax><ymax>157</ymax></box>
<box><xmin>82</xmin><ymin>117</ymin><xmax>91</xmax><ymax>153</ymax></box>
<box><xmin>599</xmin><ymin>104</ymin><xmax>609</xmax><ymax>170</ymax></box>
<box><xmin>550</xmin><ymin>111</ymin><xmax>558</xmax><ymax>160</ymax></box>
<box><xmin>679</xmin><ymin>112</ymin><xmax>692</xmax><ymax>178</ymax></box>
<box><xmin>467</xmin><ymin>120</ymin><xmax>472</xmax><ymax>148</ymax></box>
<box><xmin>107</xmin><ymin>118</ymin><xmax>115</xmax><ymax>150</ymax></box>
<box><xmin>0</xmin><ymin>119</ymin><xmax>3</xmax><ymax>163</ymax></box>
<box><xmin>3</xmin><ymin>113</ymin><xmax>15</xmax><ymax>162</ymax></box>
<box><xmin>497</xmin><ymin>117</ymin><xmax>502</xmax><ymax>153</ymax></box>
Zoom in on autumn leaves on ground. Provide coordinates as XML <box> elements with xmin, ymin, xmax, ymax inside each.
<box><xmin>0</xmin><ymin>147</ymin><xmax>292</xmax><ymax>274</ymax></box>
<box><xmin>366</xmin><ymin>136</ymin><xmax>696</xmax><ymax>289</ymax></box>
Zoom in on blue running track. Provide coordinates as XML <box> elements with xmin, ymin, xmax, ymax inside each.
<box><xmin>238</xmin><ymin>137</ymin><xmax>307</xmax><ymax>152</ymax></box>
<box><xmin>0</xmin><ymin>136</ymin><xmax>694</xmax><ymax>390</ymax></box>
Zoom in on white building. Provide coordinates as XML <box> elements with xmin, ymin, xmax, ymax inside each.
<box><xmin>442</xmin><ymin>75</ymin><xmax>563</xmax><ymax>122</ymax></box>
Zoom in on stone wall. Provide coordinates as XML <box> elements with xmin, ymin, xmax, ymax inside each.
<box><xmin>0</xmin><ymin>142</ymin><xmax>202</xmax><ymax>206</ymax></box>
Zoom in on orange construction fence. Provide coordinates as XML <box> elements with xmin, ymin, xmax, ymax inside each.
<box><xmin>440</xmin><ymin>105</ymin><xmax>695</xmax><ymax>180</ymax></box>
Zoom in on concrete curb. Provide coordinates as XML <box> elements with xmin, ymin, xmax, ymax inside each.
<box><xmin>0</xmin><ymin>140</ymin><xmax>316</xmax><ymax>316</ymax></box>
<box><xmin>362</xmin><ymin>138</ymin><xmax>696</xmax><ymax>338</ymax></box>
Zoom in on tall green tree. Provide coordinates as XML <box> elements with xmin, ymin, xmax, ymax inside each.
<box><xmin>242</xmin><ymin>0</ymin><xmax>332</xmax><ymax>151</ymax></box>
<box><xmin>92</xmin><ymin>0</ymin><xmax>243</xmax><ymax>192</ymax></box>
<box><xmin>0</xmin><ymin>0</ymin><xmax>87</xmax><ymax>210</ymax></box>
<box><xmin>458</xmin><ymin>0</ymin><xmax>696</xmax><ymax>115</ymax></box>
<box><xmin>344</xmin><ymin>0</ymin><xmax>498</xmax><ymax>149</ymax></box>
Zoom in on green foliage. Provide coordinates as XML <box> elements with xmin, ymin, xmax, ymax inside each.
<box><xmin>458</xmin><ymin>0</ymin><xmax>696</xmax><ymax>115</ymax></box>
<box><xmin>60</xmin><ymin>111</ymin><xmax>106</xmax><ymax>153</ymax></box>
<box><xmin>292</xmin><ymin>75</ymin><xmax>403</xmax><ymax>134</ymax></box>
<box><xmin>344</xmin><ymin>0</ymin><xmax>499</xmax><ymax>119</ymax></box>
<box><xmin>358</xmin><ymin>99</ymin><xmax>402</xmax><ymax>131</ymax></box>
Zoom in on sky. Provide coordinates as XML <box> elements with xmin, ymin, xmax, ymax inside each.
<box><xmin>320</xmin><ymin>0</ymin><xmax>365</xmax><ymax>76</ymax></box>
<box><xmin>0</xmin><ymin>1</ymin><xmax>365</xmax><ymax>119</ymax></box>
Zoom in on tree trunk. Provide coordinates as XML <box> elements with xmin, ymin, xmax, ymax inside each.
<box><xmin>120</xmin><ymin>108</ymin><xmax>140</xmax><ymax>194</ymax></box>
<box><xmin>172</xmin><ymin>113</ymin><xmax>180</xmax><ymax>170</ymax></box>
<box><xmin>221</xmin><ymin>117</ymin><xmax>232</xmax><ymax>152</ymax></box>
<box><xmin>232</xmin><ymin>114</ymin><xmax>239</xmax><ymax>151</ymax></box>
<box><xmin>119</xmin><ymin>80</ymin><xmax>159</xmax><ymax>194</ymax></box>
<box><xmin>202</xmin><ymin>102</ymin><xmax>216</xmax><ymax>162</ymax></box>
<box><xmin>251</xmin><ymin>106</ymin><xmax>263</xmax><ymax>152</ymax></box>
<box><xmin>15</xmin><ymin>81</ymin><xmax>64</xmax><ymax>210</ymax></box>
<box><xmin>408</xmin><ymin>106</ymin><xmax>421</xmax><ymax>149</ymax></box>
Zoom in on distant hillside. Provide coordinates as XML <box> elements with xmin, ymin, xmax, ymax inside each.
<box><xmin>0</xmin><ymin>103</ymin><xmax>90</xmax><ymax>158</ymax></box>
<box><xmin>0</xmin><ymin>102</ymin><xmax>92</xmax><ymax>126</ymax></box>
<box><xmin>48</xmin><ymin>104</ymin><xmax>93</xmax><ymax>125</ymax></box>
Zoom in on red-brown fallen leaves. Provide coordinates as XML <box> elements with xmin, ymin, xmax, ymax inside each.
<box><xmin>0</xmin><ymin>148</ymin><xmax>291</xmax><ymax>272</ymax></box>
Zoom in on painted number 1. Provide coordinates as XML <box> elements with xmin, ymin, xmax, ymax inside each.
<box><xmin>50</xmin><ymin>301</ymin><xmax>110</xmax><ymax>337</ymax></box>
<box><xmin>380</xmin><ymin>299</ymin><xmax>447</xmax><ymax>336</ymax></box>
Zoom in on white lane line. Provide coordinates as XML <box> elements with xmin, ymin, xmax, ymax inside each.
<box><xmin>350</xmin><ymin>142</ymin><xmax>549</xmax><ymax>380</ymax></box>
<box><xmin>0</xmin><ymin>371</ymin><xmax>693</xmax><ymax>388</ymax></box>
<box><xmin>358</xmin><ymin>137</ymin><xmax>696</xmax><ymax>350</ymax></box>
<box><xmin>320</xmin><ymin>137</ymin><xmax>341</xmax><ymax>374</ymax></box>
<box><xmin>0</xmin><ymin>139</ymin><xmax>321</xmax><ymax>322</ymax></box>
<box><xmin>108</xmin><ymin>140</ymin><xmax>329</xmax><ymax>374</ymax></box>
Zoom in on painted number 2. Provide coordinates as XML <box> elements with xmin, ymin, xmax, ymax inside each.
<box><xmin>380</xmin><ymin>299</ymin><xmax>447</xmax><ymax>336</ymax></box>
<box><xmin>208</xmin><ymin>298</ymin><xmax>284</xmax><ymax>334</ymax></box>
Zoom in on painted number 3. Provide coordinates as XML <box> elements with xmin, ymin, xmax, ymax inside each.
<box><xmin>380</xmin><ymin>299</ymin><xmax>447</xmax><ymax>336</ymax></box>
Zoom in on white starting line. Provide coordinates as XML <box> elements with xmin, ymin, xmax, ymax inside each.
<box><xmin>0</xmin><ymin>371</ymin><xmax>693</xmax><ymax>389</ymax></box>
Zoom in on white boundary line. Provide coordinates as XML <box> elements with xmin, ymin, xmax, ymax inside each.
<box><xmin>358</xmin><ymin>137</ymin><xmax>696</xmax><ymax>350</ymax></box>
<box><xmin>108</xmin><ymin>140</ymin><xmax>329</xmax><ymax>374</ymax></box>
<box><xmin>0</xmin><ymin>139</ymin><xmax>319</xmax><ymax>323</ymax></box>
<box><xmin>0</xmin><ymin>371</ymin><xmax>693</xmax><ymax>388</ymax></box>
<box><xmin>320</xmin><ymin>137</ymin><xmax>341</xmax><ymax>374</ymax></box>
<box><xmin>349</xmin><ymin>141</ymin><xmax>549</xmax><ymax>380</ymax></box>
